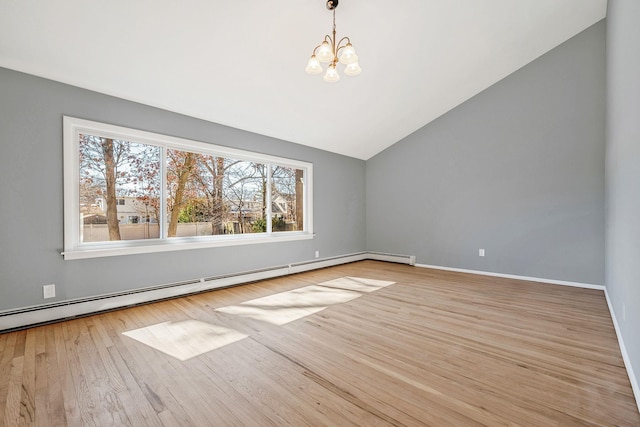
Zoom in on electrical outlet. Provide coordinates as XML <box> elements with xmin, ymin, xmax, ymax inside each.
<box><xmin>315</xmin><ymin>250</ymin><xmax>320</xmax><ymax>258</ymax></box>
<box><xmin>479</xmin><ymin>249</ymin><xmax>485</xmax><ymax>257</ymax></box>
<box><xmin>43</xmin><ymin>284</ymin><xmax>56</xmax><ymax>299</ymax></box>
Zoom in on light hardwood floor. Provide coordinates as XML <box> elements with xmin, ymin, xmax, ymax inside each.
<box><xmin>1</xmin><ymin>260</ymin><xmax>638</xmax><ymax>426</ymax></box>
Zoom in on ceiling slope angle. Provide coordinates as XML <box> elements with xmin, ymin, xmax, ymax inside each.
<box><xmin>0</xmin><ymin>0</ymin><xmax>607</xmax><ymax>160</ymax></box>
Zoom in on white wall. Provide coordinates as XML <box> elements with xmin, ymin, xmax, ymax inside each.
<box><xmin>605</xmin><ymin>0</ymin><xmax>640</xmax><ymax>404</ymax></box>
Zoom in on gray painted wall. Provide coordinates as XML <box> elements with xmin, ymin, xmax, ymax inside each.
<box><xmin>366</xmin><ymin>21</ymin><xmax>606</xmax><ymax>285</ymax></box>
<box><xmin>606</xmin><ymin>0</ymin><xmax>640</xmax><ymax>400</ymax></box>
<box><xmin>0</xmin><ymin>67</ymin><xmax>366</xmax><ymax>311</ymax></box>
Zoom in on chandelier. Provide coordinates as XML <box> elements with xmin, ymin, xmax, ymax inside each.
<box><xmin>305</xmin><ymin>0</ymin><xmax>362</xmax><ymax>82</ymax></box>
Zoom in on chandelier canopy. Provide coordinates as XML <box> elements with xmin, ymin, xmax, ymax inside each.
<box><xmin>305</xmin><ymin>0</ymin><xmax>361</xmax><ymax>83</ymax></box>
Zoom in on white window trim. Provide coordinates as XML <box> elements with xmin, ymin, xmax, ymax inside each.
<box><xmin>63</xmin><ymin>116</ymin><xmax>313</xmax><ymax>260</ymax></box>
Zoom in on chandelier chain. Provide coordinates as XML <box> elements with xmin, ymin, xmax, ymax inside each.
<box><xmin>333</xmin><ymin>7</ymin><xmax>336</xmax><ymax>34</ymax></box>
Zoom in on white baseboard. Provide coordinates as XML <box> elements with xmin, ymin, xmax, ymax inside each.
<box><xmin>604</xmin><ymin>289</ymin><xmax>640</xmax><ymax>413</ymax></box>
<box><xmin>0</xmin><ymin>266</ymin><xmax>291</xmax><ymax>332</ymax></box>
<box><xmin>415</xmin><ymin>263</ymin><xmax>604</xmax><ymax>290</ymax></box>
<box><xmin>287</xmin><ymin>252</ymin><xmax>368</xmax><ymax>275</ymax></box>
<box><xmin>0</xmin><ymin>251</ymin><xmax>413</xmax><ymax>332</ymax></box>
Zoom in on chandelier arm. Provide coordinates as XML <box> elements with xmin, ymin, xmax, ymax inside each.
<box><xmin>310</xmin><ymin>34</ymin><xmax>334</xmax><ymax>56</ymax></box>
<box><xmin>324</xmin><ymin>34</ymin><xmax>337</xmax><ymax>58</ymax></box>
<box><xmin>312</xmin><ymin>36</ymin><xmax>330</xmax><ymax>55</ymax></box>
<box><xmin>336</xmin><ymin>36</ymin><xmax>352</xmax><ymax>54</ymax></box>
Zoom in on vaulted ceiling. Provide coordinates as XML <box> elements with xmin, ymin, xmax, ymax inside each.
<box><xmin>0</xmin><ymin>0</ymin><xmax>607</xmax><ymax>159</ymax></box>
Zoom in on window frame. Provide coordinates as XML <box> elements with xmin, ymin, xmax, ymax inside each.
<box><xmin>63</xmin><ymin>116</ymin><xmax>313</xmax><ymax>260</ymax></box>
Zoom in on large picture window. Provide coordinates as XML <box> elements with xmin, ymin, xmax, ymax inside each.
<box><xmin>64</xmin><ymin>117</ymin><xmax>313</xmax><ymax>260</ymax></box>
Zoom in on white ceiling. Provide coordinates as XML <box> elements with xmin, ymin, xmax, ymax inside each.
<box><xmin>0</xmin><ymin>0</ymin><xmax>606</xmax><ymax>160</ymax></box>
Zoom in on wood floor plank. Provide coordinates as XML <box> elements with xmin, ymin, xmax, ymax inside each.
<box><xmin>0</xmin><ymin>332</ymin><xmax>17</xmax><ymax>422</ymax></box>
<box><xmin>60</xmin><ymin>319</ymin><xmax>101</xmax><ymax>426</ymax></box>
<box><xmin>52</xmin><ymin>322</ymin><xmax>80</xmax><ymax>425</ymax></box>
<box><xmin>33</xmin><ymin>327</ymin><xmax>51</xmax><ymax>427</ymax></box>
<box><xmin>0</xmin><ymin>260</ymin><xmax>638</xmax><ymax>426</ymax></box>
<box><xmin>3</xmin><ymin>355</ymin><xmax>23</xmax><ymax>427</ymax></box>
<box><xmin>18</xmin><ymin>328</ymin><xmax>36</xmax><ymax>424</ymax></box>
<box><xmin>42</xmin><ymin>324</ymin><xmax>67</xmax><ymax>426</ymax></box>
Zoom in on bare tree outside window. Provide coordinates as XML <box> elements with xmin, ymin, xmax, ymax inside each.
<box><xmin>271</xmin><ymin>166</ymin><xmax>304</xmax><ymax>232</ymax></box>
<box><xmin>166</xmin><ymin>149</ymin><xmax>267</xmax><ymax>237</ymax></box>
<box><xmin>79</xmin><ymin>134</ymin><xmax>160</xmax><ymax>242</ymax></box>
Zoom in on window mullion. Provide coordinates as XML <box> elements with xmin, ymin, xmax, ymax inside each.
<box><xmin>160</xmin><ymin>145</ymin><xmax>167</xmax><ymax>240</ymax></box>
<box><xmin>301</xmin><ymin>168</ymin><xmax>307</xmax><ymax>233</ymax></box>
<box><xmin>266</xmin><ymin>164</ymin><xmax>272</xmax><ymax>235</ymax></box>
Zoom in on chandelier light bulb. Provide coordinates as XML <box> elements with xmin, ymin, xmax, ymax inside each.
<box><xmin>343</xmin><ymin>61</ymin><xmax>362</xmax><ymax>76</ymax></box>
<box><xmin>317</xmin><ymin>41</ymin><xmax>334</xmax><ymax>63</ymax></box>
<box><xmin>323</xmin><ymin>64</ymin><xmax>340</xmax><ymax>83</ymax></box>
<box><xmin>305</xmin><ymin>55</ymin><xmax>323</xmax><ymax>75</ymax></box>
<box><xmin>339</xmin><ymin>43</ymin><xmax>358</xmax><ymax>65</ymax></box>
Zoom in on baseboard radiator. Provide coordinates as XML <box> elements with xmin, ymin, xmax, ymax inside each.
<box><xmin>0</xmin><ymin>251</ymin><xmax>415</xmax><ymax>332</ymax></box>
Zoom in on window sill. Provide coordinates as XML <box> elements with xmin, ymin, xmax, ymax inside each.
<box><xmin>62</xmin><ymin>232</ymin><xmax>314</xmax><ymax>260</ymax></box>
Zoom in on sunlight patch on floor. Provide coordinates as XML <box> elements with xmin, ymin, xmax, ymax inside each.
<box><xmin>122</xmin><ymin>319</ymin><xmax>247</xmax><ymax>361</ymax></box>
<box><xmin>215</xmin><ymin>277</ymin><xmax>395</xmax><ymax>326</ymax></box>
<box><xmin>321</xmin><ymin>277</ymin><xmax>396</xmax><ymax>293</ymax></box>
<box><xmin>216</xmin><ymin>285</ymin><xmax>359</xmax><ymax>325</ymax></box>
<box><xmin>122</xmin><ymin>277</ymin><xmax>395</xmax><ymax>360</ymax></box>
